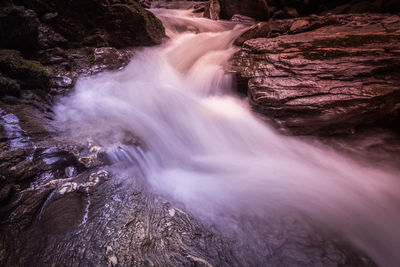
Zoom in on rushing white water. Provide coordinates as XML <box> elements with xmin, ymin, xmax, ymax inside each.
<box><xmin>55</xmin><ymin>8</ymin><xmax>400</xmax><ymax>267</ymax></box>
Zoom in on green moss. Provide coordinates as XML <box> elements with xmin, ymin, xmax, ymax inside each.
<box><xmin>126</xmin><ymin>1</ymin><xmax>165</xmax><ymax>36</ymax></box>
<box><xmin>82</xmin><ymin>34</ymin><xmax>109</xmax><ymax>48</ymax></box>
<box><xmin>0</xmin><ymin>75</ymin><xmax>21</xmax><ymax>97</ymax></box>
<box><xmin>0</xmin><ymin>49</ymin><xmax>52</xmax><ymax>89</ymax></box>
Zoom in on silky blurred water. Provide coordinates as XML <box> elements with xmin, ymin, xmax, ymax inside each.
<box><xmin>55</xmin><ymin>8</ymin><xmax>400</xmax><ymax>267</ymax></box>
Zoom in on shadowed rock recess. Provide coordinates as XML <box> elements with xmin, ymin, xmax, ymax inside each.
<box><xmin>0</xmin><ymin>0</ymin><xmax>399</xmax><ymax>266</ymax></box>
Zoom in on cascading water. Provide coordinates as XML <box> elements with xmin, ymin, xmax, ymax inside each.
<box><xmin>55</xmin><ymin>7</ymin><xmax>400</xmax><ymax>267</ymax></box>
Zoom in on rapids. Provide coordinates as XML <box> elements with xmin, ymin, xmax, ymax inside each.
<box><xmin>55</xmin><ymin>7</ymin><xmax>400</xmax><ymax>267</ymax></box>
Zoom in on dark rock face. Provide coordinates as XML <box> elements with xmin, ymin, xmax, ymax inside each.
<box><xmin>0</xmin><ymin>5</ymin><xmax>40</xmax><ymax>52</ymax></box>
<box><xmin>230</xmin><ymin>14</ymin><xmax>400</xmax><ymax>135</ymax></box>
<box><xmin>267</xmin><ymin>0</ymin><xmax>400</xmax><ymax>18</ymax></box>
<box><xmin>13</xmin><ymin>0</ymin><xmax>165</xmax><ymax>48</ymax></box>
<box><xmin>219</xmin><ymin>0</ymin><xmax>270</xmax><ymax>21</ymax></box>
<box><xmin>0</xmin><ymin>0</ymin><xmax>158</xmax><ymax>98</ymax></box>
<box><xmin>44</xmin><ymin>47</ymin><xmax>134</xmax><ymax>94</ymax></box>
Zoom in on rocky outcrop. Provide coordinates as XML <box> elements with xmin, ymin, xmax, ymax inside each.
<box><xmin>204</xmin><ymin>0</ymin><xmax>269</xmax><ymax>21</ymax></box>
<box><xmin>11</xmin><ymin>0</ymin><xmax>165</xmax><ymax>49</ymax></box>
<box><xmin>267</xmin><ymin>0</ymin><xmax>400</xmax><ymax>19</ymax></box>
<box><xmin>204</xmin><ymin>0</ymin><xmax>221</xmax><ymax>20</ymax></box>
<box><xmin>0</xmin><ymin>0</ymin><xmax>164</xmax><ymax>98</ymax></box>
<box><xmin>0</xmin><ymin>50</ymin><xmax>52</xmax><ymax>93</ymax></box>
<box><xmin>234</xmin><ymin>22</ymin><xmax>270</xmax><ymax>46</ymax></box>
<box><xmin>230</xmin><ymin>14</ymin><xmax>400</xmax><ymax>135</ymax></box>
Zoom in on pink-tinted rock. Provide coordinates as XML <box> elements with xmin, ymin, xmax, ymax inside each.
<box><xmin>230</xmin><ymin>13</ymin><xmax>400</xmax><ymax>135</ymax></box>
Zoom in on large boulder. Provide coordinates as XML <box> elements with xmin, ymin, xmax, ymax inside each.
<box><xmin>12</xmin><ymin>0</ymin><xmax>165</xmax><ymax>48</ymax></box>
<box><xmin>0</xmin><ymin>49</ymin><xmax>52</xmax><ymax>91</ymax></box>
<box><xmin>0</xmin><ymin>5</ymin><xmax>40</xmax><ymax>51</ymax></box>
<box><xmin>230</xmin><ymin>14</ymin><xmax>400</xmax><ymax>135</ymax></box>
<box><xmin>219</xmin><ymin>0</ymin><xmax>270</xmax><ymax>21</ymax></box>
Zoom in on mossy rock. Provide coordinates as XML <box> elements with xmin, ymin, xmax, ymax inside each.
<box><xmin>0</xmin><ymin>75</ymin><xmax>21</xmax><ymax>97</ymax></box>
<box><xmin>14</xmin><ymin>0</ymin><xmax>165</xmax><ymax>48</ymax></box>
<box><xmin>81</xmin><ymin>34</ymin><xmax>109</xmax><ymax>48</ymax></box>
<box><xmin>0</xmin><ymin>49</ymin><xmax>52</xmax><ymax>90</ymax></box>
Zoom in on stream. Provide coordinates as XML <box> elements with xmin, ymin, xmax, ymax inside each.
<box><xmin>54</xmin><ymin>7</ymin><xmax>400</xmax><ymax>267</ymax></box>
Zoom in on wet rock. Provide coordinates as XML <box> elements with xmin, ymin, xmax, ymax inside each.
<box><xmin>219</xmin><ymin>0</ymin><xmax>270</xmax><ymax>21</ymax></box>
<box><xmin>0</xmin><ymin>108</ymin><xmax>33</xmax><ymax>149</ymax></box>
<box><xmin>14</xmin><ymin>0</ymin><xmax>165</xmax><ymax>48</ymax></box>
<box><xmin>0</xmin><ymin>75</ymin><xmax>21</xmax><ymax>97</ymax></box>
<box><xmin>137</xmin><ymin>0</ymin><xmax>152</xmax><ymax>9</ymax></box>
<box><xmin>230</xmin><ymin>13</ymin><xmax>400</xmax><ymax>135</ymax></box>
<box><xmin>193</xmin><ymin>2</ymin><xmax>207</xmax><ymax>13</ymax></box>
<box><xmin>65</xmin><ymin>166</ymin><xmax>78</xmax><ymax>178</ymax></box>
<box><xmin>234</xmin><ymin>22</ymin><xmax>270</xmax><ymax>46</ymax></box>
<box><xmin>203</xmin><ymin>0</ymin><xmax>220</xmax><ymax>20</ymax></box>
<box><xmin>0</xmin><ymin>167</ymin><xmax>377</xmax><ymax>266</ymax></box>
<box><xmin>78</xmin><ymin>141</ymin><xmax>108</xmax><ymax>168</ymax></box>
<box><xmin>41</xmin><ymin>47</ymin><xmax>133</xmax><ymax>93</ymax></box>
<box><xmin>37</xmin><ymin>24</ymin><xmax>68</xmax><ymax>49</ymax></box>
<box><xmin>39</xmin><ymin>190</ymin><xmax>86</xmax><ymax>234</ymax></box>
<box><xmin>268</xmin><ymin>14</ymin><xmax>340</xmax><ymax>36</ymax></box>
<box><xmin>41</xmin><ymin>12</ymin><xmax>58</xmax><ymax>21</ymax></box>
<box><xmin>106</xmin><ymin>246</ymin><xmax>118</xmax><ymax>266</ymax></box>
<box><xmin>0</xmin><ymin>183</ymin><xmax>12</xmax><ymax>203</ymax></box>
<box><xmin>290</xmin><ymin>19</ymin><xmax>310</xmax><ymax>32</ymax></box>
<box><xmin>230</xmin><ymin>14</ymin><xmax>256</xmax><ymax>25</ymax></box>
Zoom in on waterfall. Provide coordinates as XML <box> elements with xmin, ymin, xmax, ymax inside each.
<box><xmin>55</xmin><ymin>7</ymin><xmax>400</xmax><ymax>267</ymax></box>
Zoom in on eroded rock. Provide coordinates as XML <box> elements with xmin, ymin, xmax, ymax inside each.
<box><xmin>234</xmin><ymin>21</ymin><xmax>270</xmax><ymax>46</ymax></box>
<box><xmin>230</xmin><ymin>13</ymin><xmax>400</xmax><ymax>135</ymax></box>
<box><xmin>204</xmin><ymin>0</ymin><xmax>220</xmax><ymax>20</ymax></box>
